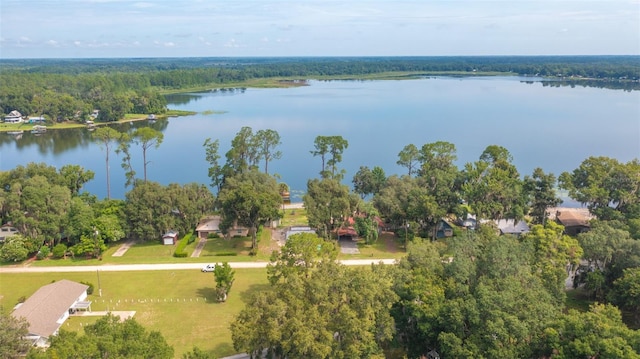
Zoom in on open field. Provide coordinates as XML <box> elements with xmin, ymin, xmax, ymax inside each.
<box><xmin>1</xmin><ymin>269</ymin><xmax>270</xmax><ymax>358</ymax></box>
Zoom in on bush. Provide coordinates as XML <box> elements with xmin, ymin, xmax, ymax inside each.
<box><xmin>52</xmin><ymin>243</ymin><xmax>67</xmax><ymax>259</ymax></box>
<box><xmin>36</xmin><ymin>245</ymin><xmax>50</xmax><ymax>260</ymax></box>
<box><xmin>80</xmin><ymin>281</ymin><xmax>95</xmax><ymax>295</ymax></box>
<box><xmin>187</xmin><ymin>235</ymin><xmax>196</xmax><ymax>244</ymax></box>
<box><xmin>17</xmin><ymin>295</ymin><xmax>26</xmax><ymax>304</ymax></box>
<box><xmin>173</xmin><ymin>251</ymin><xmax>188</xmax><ymax>258</ymax></box>
<box><xmin>207</xmin><ymin>232</ymin><xmax>220</xmax><ymax>239</ymax></box>
<box><xmin>249</xmin><ymin>248</ymin><xmax>258</xmax><ymax>256</ymax></box>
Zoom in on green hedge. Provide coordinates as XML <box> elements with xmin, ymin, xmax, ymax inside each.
<box><xmin>173</xmin><ymin>232</ymin><xmax>193</xmax><ymax>258</ymax></box>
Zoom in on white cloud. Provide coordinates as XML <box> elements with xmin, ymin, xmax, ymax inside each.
<box><xmin>164</xmin><ymin>42</ymin><xmax>175</xmax><ymax>47</ymax></box>
<box><xmin>46</xmin><ymin>40</ymin><xmax>59</xmax><ymax>47</ymax></box>
<box><xmin>74</xmin><ymin>41</ymin><xmax>82</xmax><ymax>46</ymax></box>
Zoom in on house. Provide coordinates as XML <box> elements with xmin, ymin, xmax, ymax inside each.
<box><xmin>4</xmin><ymin>110</ymin><xmax>23</xmax><ymax>123</ymax></box>
<box><xmin>0</xmin><ymin>224</ymin><xmax>19</xmax><ymax>242</ymax></box>
<box><xmin>195</xmin><ymin>215</ymin><xmax>249</xmax><ymax>239</ymax></box>
<box><xmin>11</xmin><ymin>280</ymin><xmax>90</xmax><ymax>347</ymax></box>
<box><xmin>554</xmin><ymin>208</ymin><xmax>592</xmax><ymax>236</ymax></box>
<box><xmin>28</xmin><ymin>116</ymin><xmax>46</xmax><ymax>124</ymax></box>
<box><xmin>285</xmin><ymin>226</ymin><xmax>317</xmax><ymax>240</ymax></box>
<box><xmin>495</xmin><ymin>219</ymin><xmax>530</xmax><ymax>236</ymax></box>
<box><xmin>162</xmin><ymin>230</ymin><xmax>179</xmax><ymax>245</ymax></box>
<box><xmin>435</xmin><ymin>220</ymin><xmax>454</xmax><ymax>238</ymax></box>
<box><xmin>90</xmin><ymin>110</ymin><xmax>99</xmax><ymax>119</ymax></box>
<box><xmin>458</xmin><ymin>213</ymin><xmax>477</xmax><ymax>230</ymax></box>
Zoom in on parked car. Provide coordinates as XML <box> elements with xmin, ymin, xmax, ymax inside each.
<box><xmin>201</xmin><ymin>264</ymin><xmax>217</xmax><ymax>272</ymax></box>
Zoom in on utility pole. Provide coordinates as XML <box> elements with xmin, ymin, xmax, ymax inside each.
<box><xmin>97</xmin><ymin>269</ymin><xmax>102</xmax><ymax>297</ymax></box>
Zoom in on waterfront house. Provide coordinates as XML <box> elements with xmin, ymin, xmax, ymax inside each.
<box><xmin>12</xmin><ymin>280</ymin><xmax>90</xmax><ymax>347</ymax></box>
<box><xmin>4</xmin><ymin>110</ymin><xmax>23</xmax><ymax>123</ymax></box>
<box><xmin>28</xmin><ymin>116</ymin><xmax>46</xmax><ymax>124</ymax></box>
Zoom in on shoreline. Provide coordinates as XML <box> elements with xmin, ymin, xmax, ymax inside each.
<box><xmin>0</xmin><ymin>110</ymin><xmax>195</xmax><ymax>133</ymax></box>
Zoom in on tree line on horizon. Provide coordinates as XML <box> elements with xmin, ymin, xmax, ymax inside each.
<box><xmin>2</xmin><ymin>56</ymin><xmax>639</xmax><ymax>123</ymax></box>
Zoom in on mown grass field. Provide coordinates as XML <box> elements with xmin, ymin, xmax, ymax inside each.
<box><xmin>1</xmin><ymin>269</ymin><xmax>270</xmax><ymax>358</ymax></box>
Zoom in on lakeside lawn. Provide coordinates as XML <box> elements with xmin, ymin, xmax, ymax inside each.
<box><xmin>0</xmin><ymin>268</ymin><xmax>270</xmax><ymax>358</ymax></box>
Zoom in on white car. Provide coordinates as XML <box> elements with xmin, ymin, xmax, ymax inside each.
<box><xmin>201</xmin><ymin>264</ymin><xmax>217</xmax><ymax>272</ymax></box>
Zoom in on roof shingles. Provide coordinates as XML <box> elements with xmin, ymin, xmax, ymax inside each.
<box><xmin>12</xmin><ymin>280</ymin><xmax>88</xmax><ymax>338</ymax></box>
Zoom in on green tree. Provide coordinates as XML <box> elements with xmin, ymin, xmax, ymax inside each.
<box><xmin>311</xmin><ymin>135</ymin><xmax>348</xmax><ymax>179</ymax></box>
<box><xmin>93</xmin><ymin>127</ymin><xmax>123</xmax><ymax>199</ymax></box>
<box><xmin>231</xmin><ymin>239</ymin><xmax>397</xmax><ymax>359</ymax></box>
<box><xmin>213</xmin><ymin>262</ymin><xmax>235</xmax><ymax>302</ymax></box>
<box><xmin>539</xmin><ymin>304</ymin><xmax>640</xmax><ymax>359</ymax></box>
<box><xmin>559</xmin><ymin>157</ymin><xmax>640</xmax><ymax>220</ymax></box>
<box><xmin>0</xmin><ymin>235</ymin><xmax>31</xmax><ymax>262</ymax></box>
<box><xmin>203</xmin><ymin>138</ymin><xmax>223</xmax><ymax>192</ymax></box>
<box><xmin>116</xmin><ymin>133</ymin><xmax>136</xmax><ymax>188</ymax></box>
<box><xmin>611</xmin><ymin>267</ymin><xmax>640</xmax><ymax>326</ymax></box>
<box><xmin>38</xmin><ymin>314</ymin><xmax>174</xmax><ymax>359</ymax></box>
<box><xmin>266</xmin><ymin>232</ymin><xmax>338</xmax><ymax>284</ymax></box>
<box><xmin>303</xmin><ymin>178</ymin><xmax>351</xmax><ymax>239</ymax></box>
<box><xmin>461</xmin><ymin>145</ymin><xmax>526</xmax><ymax>220</ymax></box>
<box><xmin>254</xmin><ymin>129</ymin><xmax>282</xmax><ymax>174</ymax></box>
<box><xmin>4</xmin><ymin>175</ymin><xmax>71</xmax><ymax>245</ymax></box>
<box><xmin>397</xmin><ymin>143</ymin><xmax>420</xmax><ymax>176</ymax></box>
<box><xmin>217</xmin><ymin>169</ymin><xmax>281</xmax><ymax>249</ymax></box>
<box><xmin>225</xmin><ymin>126</ymin><xmax>255</xmax><ymax>174</ymax></box>
<box><xmin>58</xmin><ymin>164</ymin><xmax>94</xmax><ymax>197</ymax></box>
<box><xmin>524</xmin><ymin>167</ymin><xmax>561</xmax><ymax>225</ymax></box>
<box><xmin>352</xmin><ymin>165</ymin><xmax>386</xmax><ymax>199</ymax></box>
<box><xmin>0</xmin><ymin>310</ymin><xmax>31</xmax><ymax>359</ymax></box>
<box><xmin>133</xmin><ymin>127</ymin><xmax>164</xmax><ymax>182</ymax></box>
<box><xmin>523</xmin><ymin>222</ymin><xmax>583</xmax><ymax>304</ymax></box>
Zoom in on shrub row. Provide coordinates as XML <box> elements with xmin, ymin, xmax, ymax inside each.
<box><xmin>173</xmin><ymin>232</ymin><xmax>193</xmax><ymax>258</ymax></box>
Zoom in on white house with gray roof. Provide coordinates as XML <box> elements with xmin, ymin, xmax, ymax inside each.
<box><xmin>12</xmin><ymin>279</ymin><xmax>90</xmax><ymax>347</ymax></box>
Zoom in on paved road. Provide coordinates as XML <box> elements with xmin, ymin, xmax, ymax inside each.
<box><xmin>0</xmin><ymin>259</ymin><xmax>397</xmax><ymax>273</ymax></box>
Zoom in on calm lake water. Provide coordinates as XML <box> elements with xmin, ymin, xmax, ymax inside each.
<box><xmin>1</xmin><ymin>77</ymin><xmax>638</xmax><ymax>202</ymax></box>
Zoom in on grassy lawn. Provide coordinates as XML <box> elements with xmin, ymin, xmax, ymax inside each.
<box><xmin>0</xmin><ymin>269</ymin><xmax>270</xmax><ymax>358</ymax></box>
<box><xmin>565</xmin><ymin>287</ymin><xmax>594</xmax><ymax>312</ymax></box>
<box><xmin>279</xmin><ymin>208</ymin><xmax>308</xmax><ymax>228</ymax></box>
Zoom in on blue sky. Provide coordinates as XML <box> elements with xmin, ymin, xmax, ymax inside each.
<box><xmin>1</xmin><ymin>0</ymin><xmax>639</xmax><ymax>58</ymax></box>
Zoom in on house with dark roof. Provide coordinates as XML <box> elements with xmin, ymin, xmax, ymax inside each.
<box><xmin>495</xmin><ymin>219</ymin><xmax>530</xmax><ymax>236</ymax></box>
<box><xmin>12</xmin><ymin>280</ymin><xmax>90</xmax><ymax>347</ymax></box>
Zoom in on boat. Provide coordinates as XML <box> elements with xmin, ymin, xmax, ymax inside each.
<box><xmin>31</xmin><ymin>125</ymin><xmax>47</xmax><ymax>134</ymax></box>
<box><xmin>86</xmin><ymin>121</ymin><xmax>96</xmax><ymax>130</ymax></box>
<box><xmin>6</xmin><ymin>130</ymin><xmax>24</xmax><ymax>135</ymax></box>
<box><xmin>147</xmin><ymin>114</ymin><xmax>156</xmax><ymax>124</ymax></box>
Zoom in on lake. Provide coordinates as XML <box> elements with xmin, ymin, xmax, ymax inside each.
<box><xmin>1</xmin><ymin>77</ymin><xmax>638</xmax><ymax>202</ymax></box>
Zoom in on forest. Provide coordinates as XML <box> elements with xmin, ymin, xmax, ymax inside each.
<box><xmin>1</xmin><ymin>56</ymin><xmax>639</xmax><ymax>123</ymax></box>
<box><xmin>1</xmin><ymin>122</ymin><xmax>639</xmax><ymax>358</ymax></box>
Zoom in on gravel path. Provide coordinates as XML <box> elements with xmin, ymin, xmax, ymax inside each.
<box><xmin>191</xmin><ymin>237</ymin><xmax>207</xmax><ymax>257</ymax></box>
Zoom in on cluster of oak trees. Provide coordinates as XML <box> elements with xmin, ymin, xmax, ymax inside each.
<box><xmin>229</xmin><ymin>230</ymin><xmax>639</xmax><ymax>359</ymax></box>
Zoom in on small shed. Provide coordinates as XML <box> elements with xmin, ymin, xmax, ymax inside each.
<box><xmin>162</xmin><ymin>230</ymin><xmax>179</xmax><ymax>245</ymax></box>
